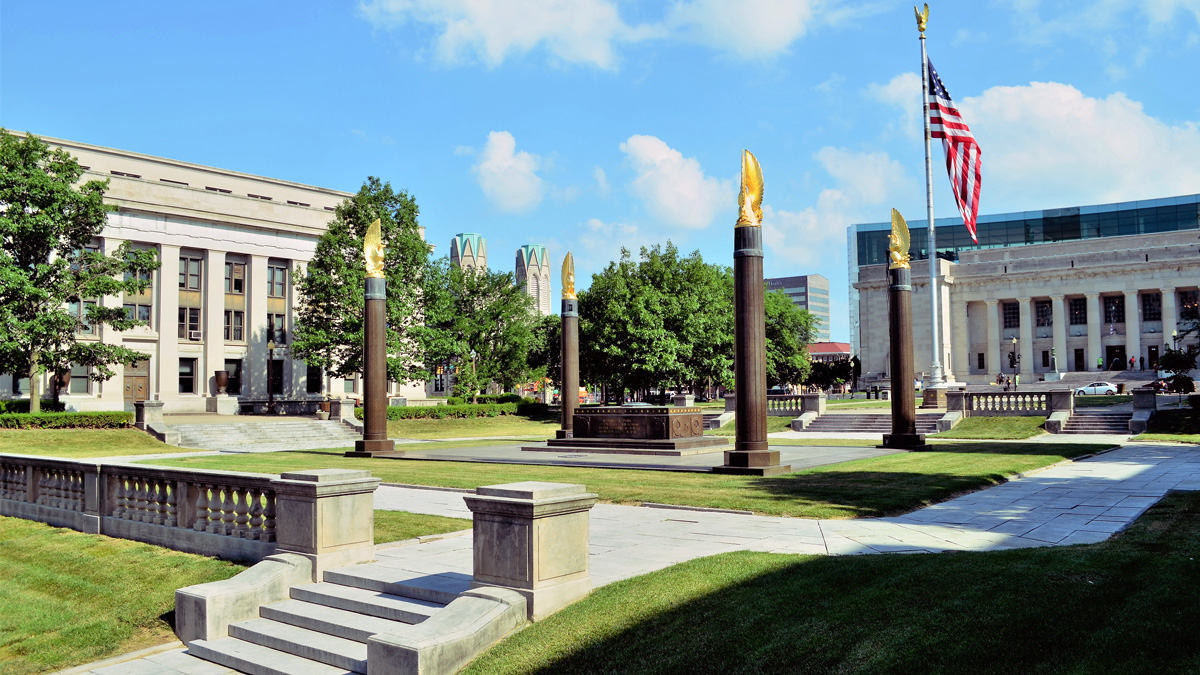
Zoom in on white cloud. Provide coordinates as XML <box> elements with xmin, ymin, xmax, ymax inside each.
<box><xmin>593</xmin><ymin>166</ymin><xmax>610</xmax><ymax>196</ymax></box>
<box><xmin>453</xmin><ymin>144</ymin><xmax>474</xmax><ymax>156</ymax></box>
<box><xmin>663</xmin><ymin>0</ymin><xmax>816</xmax><ymax>59</ymax></box>
<box><xmin>619</xmin><ymin>135</ymin><xmax>733</xmax><ymax>229</ymax></box>
<box><xmin>472</xmin><ymin>131</ymin><xmax>545</xmax><ymax>213</ymax></box>
<box><xmin>865</xmin><ymin>72</ymin><xmax>922</xmax><ymax>139</ymax></box>
<box><xmin>960</xmin><ymin>81</ymin><xmax>1200</xmax><ymax>209</ymax></box>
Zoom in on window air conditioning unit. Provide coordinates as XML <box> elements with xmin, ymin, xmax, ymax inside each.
<box><xmin>189</xmin><ymin>330</ymin><xmax>202</xmax><ymax>341</ymax></box>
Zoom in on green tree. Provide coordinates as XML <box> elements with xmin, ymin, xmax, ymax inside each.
<box><xmin>0</xmin><ymin>131</ymin><xmax>159</xmax><ymax>413</ymax></box>
<box><xmin>1159</xmin><ymin>346</ymin><xmax>1198</xmax><ymax>395</ymax></box>
<box><xmin>291</xmin><ymin>177</ymin><xmax>430</xmax><ymax>385</ymax></box>
<box><xmin>421</xmin><ymin>259</ymin><xmax>536</xmax><ymax>402</ymax></box>
<box><xmin>526</xmin><ymin>313</ymin><xmax>561</xmax><ymax>391</ymax></box>
<box><xmin>805</xmin><ymin>357</ymin><xmax>854</xmax><ymax>392</ymax></box>
<box><xmin>765</xmin><ymin>290</ymin><xmax>815</xmax><ymax>387</ymax></box>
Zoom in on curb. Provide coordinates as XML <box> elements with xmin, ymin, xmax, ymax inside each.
<box><xmin>50</xmin><ymin>640</ymin><xmax>184</xmax><ymax>675</ymax></box>
<box><xmin>640</xmin><ymin>502</ymin><xmax>754</xmax><ymax>516</ymax></box>
<box><xmin>381</xmin><ymin>482</ymin><xmax>474</xmax><ymax>493</ymax></box>
<box><xmin>376</xmin><ymin>528</ymin><xmax>473</xmax><ymax>550</ymax></box>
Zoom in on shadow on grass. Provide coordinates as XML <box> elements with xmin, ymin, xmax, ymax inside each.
<box><xmin>922</xmin><ymin>441</ymin><xmax>1110</xmax><ymax>458</ymax></box>
<box><xmin>468</xmin><ymin>493</ymin><xmax>1200</xmax><ymax>675</ymax></box>
<box><xmin>743</xmin><ymin>470</ymin><xmax>1013</xmax><ymax>518</ymax></box>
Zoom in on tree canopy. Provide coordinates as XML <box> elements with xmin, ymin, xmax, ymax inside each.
<box><xmin>765</xmin><ymin>289</ymin><xmax>816</xmax><ymax>387</ymax></box>
<box><xmin>0</xmin><ymin>130</ymin><xmax>159</xmax><ymax>412</ymax></box>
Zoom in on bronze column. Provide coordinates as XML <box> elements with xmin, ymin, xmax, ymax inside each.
<box><xmin>351</xmin><ymin>276</ymin><xmax>395</xmax><ymax>455</ymax></box>
<box><xmin>557</xmin><ymin>297</ymin><xmax>579</xmax><ymax>439</ymax></box>
<box><xmin>882</xmin><ymin>266</ymin><xmax>929</xmax><ymax>450</ymax></box>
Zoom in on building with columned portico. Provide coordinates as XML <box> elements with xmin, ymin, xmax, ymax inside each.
<box><xmin>849</xmin><ymin>194</ymin><xmax>1200</xmax><ymax>386</ymax></box>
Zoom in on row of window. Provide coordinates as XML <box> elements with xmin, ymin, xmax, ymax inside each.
<box><xmin>180</xmin><ymin>258</ymin><xmax>288</xmax><ymax>297</ymax></box>
<box><xmin>999</xmin><ymin>291</ymin><xmax>1198</xmax><ymax>328</ymax></box>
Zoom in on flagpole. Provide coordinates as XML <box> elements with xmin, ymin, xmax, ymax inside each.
<box><xmin>920</xmin><ymin>14</ymin><xmax>946</xmax><ymax>389</ymax></box>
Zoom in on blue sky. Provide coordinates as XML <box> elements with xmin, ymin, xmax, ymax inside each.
<box><xmin>4</xmin><ymin>1</ymin><xmax>1200</xmax><ymax>342</ymax></box>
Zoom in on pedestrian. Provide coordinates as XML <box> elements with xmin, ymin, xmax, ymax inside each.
<box><xmin>996</xmin><ymin>373</ymin><xmax>1003</xmax><ymax>385</ymax></box>
<box><xmin>1097</xmin><ymin>356</ymin><xmax>1104</xmax><ymax>370</ymax></box>
<box><xmin>1015</xmin><ymin>373</ymin><xmax>1020</xmax><ymax>389</ymax></box>
<box><xmin>1004</xmin><ymin>378</ymin><xmax>1010</xmax><ymax>392</ymax></box>
<box><xmin>1140</xmin><ymin>355</ymin><xmax>1145</xmax><ymax>371</ymax></box>
<box><xmin>1129</xmin><ymin>356</ymin><xmax>1136</xmax><ymax>371</ymax></box>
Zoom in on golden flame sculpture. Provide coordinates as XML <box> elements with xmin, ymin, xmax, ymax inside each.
<box><xmin>364</xmin><ymin>219</ymin><xmax>385</xmax><ymax>278</ymax></box>
<box><xmin>888</xmin><ymin>208</ymin><xmax>912</xmax><ymax>270</ymax></box>
<box><xmin>735</xmin><ymin>150</ymin><xmax>764</xmax><ymax>228</ymax></box>
<box><xmin>915</xmin><ymin>3</ymin><xmax>928</xmax><ymax>35</ymax></box>
<box><xmin>562</xmin><ymin>251</ymin><xmax>576</xmax><ymax>299</ymax></box>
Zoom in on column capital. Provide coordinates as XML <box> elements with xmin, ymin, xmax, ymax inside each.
<box><xmin>1123</xmin><ymin>289</ymin><xmax>1139</xmax><ymax>298</ymax></box>
<box><xmin>1161</xmin><ymin>286</ymin><xmax>1176</xmax><ymax>294</ymax></box>
<box><xmin>1017</xmin><ymin>296</ymin><xmax>1032</xmax><ymax>304</ymax></box>
<box><xmin>1085</xmin><ymin>292</ymin><xmax>1100</xmax><ymax>299</ymax></box>
<box><xmin>1050</xmin><ymin>294</ymin><xmax>1065</xmax><ymax>301</ymax></box>
<box><xmin>985</xmin><ymin>299</ymin><xmax>999</xmax><ymax>306</ymax></box>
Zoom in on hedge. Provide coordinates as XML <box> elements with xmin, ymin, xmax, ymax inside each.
<box><xmin>355</xmin><ymin>401</ymin><xmax>549</xmax><ymax>420</ymax></box>
<box><xmin>446</xmin><ymin>394</ymin><xmax>528</xmax><ymax>406</ymax></box>
<box><xmin>0</xmin><ymin>411</ymin><xmax>134</xmax><ymax>429</ymax></box>
<box><xmin>0</xmin><ymin>400</ymin><xmax>66</xmax><ymax>414</ymax></box>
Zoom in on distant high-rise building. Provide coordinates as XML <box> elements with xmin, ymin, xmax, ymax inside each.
<box><xmin>765</xmin><ymin>274</ymin><xmax>831</xmax><ymax>341</ymax></box>
<box><xmin>450</xmin><ymin>233</ymin><xmax>487</xmax><ymax>271</ymax></box>
<box><xmin>515</xmin><ymin>244</ymin><xmax>552</xmax><ymax>315</ymax></box>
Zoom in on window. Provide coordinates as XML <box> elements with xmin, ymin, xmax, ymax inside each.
<box><xmin>1002</xmin><ymin>302</ymin><xmax>1020</xmax><ymax>329</ymax></box>
<box><xmin>344</xmin><ymin>376</ymin><xmax>357</xmax><ymax>394</ymax></box>
<box><xmin>307</xmin><ymin>365</ymin><xmax>323</xmax><ymax>394</ymax></box>
<box><xmin>224</xmin><ymin>359</ymin><xmax>243</xmax><ymax>395</ymax></box>
<box><xmin>124</xmin><ymin>268</ymin><xmax>152</xmax><ymax>284</ymax></box>
<box><xmin>1104</xmin><ymin>296</ymin><xmax>1125</xmax><ymax>324</ymax></box>
<box><xmin>267</xmin><ymin>265</ymin><xmax>287</xmax><ymax>298</ymax></box>
<box><xmin>223</xmin><ymin>310</ymin><xmax>244</xmax><ymax>341</ymax></box>
<box><xmin>1069</xmin><ymin>298</ymin><xmax>1088</xmax><ymax>325</ymax></box>
<box><xmin>269</xmin><ymin>360</ymin><xmax>284</xmax><ymax>395</ymax></box>
<box><xmin>224</xmin><ymin>262</ymin><xmax>245</xmax><ymax>294</ymax></box>
<box><xmin>178</xmin><ymin>257</ymin><xmax>202</xmax><ymax>290</ymax></box>
<box><xmin>1035</xmin><ymin>300</ymin><xmax>1052</xmax><ymax>327</ymax></box>
<box><xmin>205</xmin><ymin>186</ymin><xmax>231</xmax><ymax>194</ymax></box>
<box><xmin>124</xmin><ymin>303</ymin><xmax>152</xmax><ymax>323</ymax></box>
<box><xmin>1142</xmin><ymin>293</ymin><xmax>1162</xmax><ymax>321</ymax></box>
<box><xmin>69</xmin><ymin>364</ymin><xmax>89</xmax><ymax>395</ymax></box>
<box><xmin>179</xmin><ymin>358</ymin><xmax>197</xmax><ymax>394</ymax></box>
<box><xmin>977</xmin><ymin>353</ymin><xmax>985</xmax><ymax>371</ymax></box>
<box><xmin>1182</xmin><ymin>290</ymin><xmax>1200</xmax><ymax>321</ymax></box>
<box><xmin>267</xmin><ymin>313</ymin><xmax>286</xmax><ymax>344</ymax></box>
<box><xmin>1042</xmin><ymin>351</ymin><xmax>1050</xmax><ymax>369</ymax></box>
<box><xmin>68</xmin><ymin>300</ymin><xmax>97</xmax><ymax>335</ymax></box>
<box><xmin>178</xmin><ymin>307</ymin><xmax>201</xmax><ymax>338</ymax></box>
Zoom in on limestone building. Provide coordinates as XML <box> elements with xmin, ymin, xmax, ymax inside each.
<box><xmin>450</xmin><ymin>233</ymin><xmax>487</xmax><ymax>271</ymax></box>
<box><xmin>765</xmin><ymin>274</ymin><xmax>831</xmax><ymax>341</ymax></box>
<box><xmin>0</xmin><ymin>135</ymin><xmax>430</xmax><ymax>412</ymax></box>
<box><xmin>515</xmin><ymin>244</ymin><xmax>552</xmax><ymax>316</ymax></box>
<box><xmin>850</xmin><ymin>194</ymin><xmax>1200</xmax><ymax>385</ymax></box>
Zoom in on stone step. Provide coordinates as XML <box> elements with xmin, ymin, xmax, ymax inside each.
<box><xmin>229</xmin><ymin>617</ymin><xmax>368</xmax><ymax>673</ymax></box>
<box><xmin>292</xmin><ymin>582</ymin><xmax>445</xmax><ymax>622</ymax></box>
<box><xmin>188</xmin><ymin>637</ymin><xmax>355</xmax><ymax>675</ymax></box>
<box><xmin>261</xmin><ymin>598</ymin><xmax>413</xmax><ymax>643</ymax></box>
<box><xmin>323</xmin><ymin>566</ymin><xmax>472</xmax><ymax>605</ymax></box>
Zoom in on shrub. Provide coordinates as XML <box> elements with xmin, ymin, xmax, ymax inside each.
<box><xmin>446</xmin><ymin>396</ymin><xmax>465</xmax><ymax>405</ymax></box>
<box><xmin>0</xmin><ymin>411</ymin><xmax>133</xmax><ymax>429</ymax></box>
<box><xmin>1189</xmin><ymin>394</ymin><xmax>1200</xmax><ymax>414</ymax></box>
<box><xmin>0</xmin><ymin>400</ymin><xmax>66</xmax><ymax>414</ymax></box>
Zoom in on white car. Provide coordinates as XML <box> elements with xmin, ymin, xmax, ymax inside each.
<box><xmin>1075</xmin><ymin>382</ymin><xmax>1118</xmax><ymax>396</ymax></box>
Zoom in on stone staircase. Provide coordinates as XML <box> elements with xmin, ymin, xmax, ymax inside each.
<box><xmin>702</xmin><ymin>412</ymin><xmax>732</xmax><ymax>430</ymax></box>
<box><xmin>799</xmin><ymin>413</ymin><xmax>942</xmax><ymax>434</ymax></box>
<box><xmin>189</xmin><ymin>568</ymin><xmax>471</xmax><ymax>674</ymax></box>
<box><xmin>1061</xmin><ymin>409</ymin><xmax>1132</xmax><ymax>435</ymax></box>
<box><xmin>168</xmin><ymin>419</ymin><xmax>363</xmax><ymax>452</ymax></box>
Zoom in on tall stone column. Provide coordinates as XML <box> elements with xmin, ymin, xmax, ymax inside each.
<box><xmin>882</xmin><ymin>266</ymin><xmax>928</xmax><ymax>450</ymax></box>
<box><xmin>351</xmin><ymin>276</ymin><xmax>394</xmax><ymax>455</ymax></box>
<box><xmin>949</xmin><ymin>296</ymin><xmax>969</xmax><ymax>381</ymax></box>
<box><xmin>557</xmin><ymin>260</ymin><xmax>579</xmax><ymax>440</ymax></box>
<box><xmin>985</xmin><ymin>300</ymin><xmax>1000</xmax><ymax>378</ymax></box>
<box><xmin>248</xmin><ymin>255</ymin><xmax>269</xmax><ymax>399</ymax></box>
<box><xmin>1051</xmin><ymin>294</ymin><xmax>1067</xmax><ymax>372</ymax></box>
<box><xmin>156</xmin><ymin>244</ymin><xmax>181</xmax><ymax>403</ymax></box>
<box><xmin>1162</xmin><ymin>287</ymin><xmax>1178</xmax><ymax>349</ymax></box>
<box><xmin>204</xmin><ymin>250</ymin><xmax>226</xmax><ymax>397</ymax></box>
<box><xmin>1124</xmin><ymin>290</ymin><xmax>1141</xmax><ymax>369</ymax></box>
<box><xmin>98</xmin><ymin>236</ymin><xmax>127</xmax><ymax>409</ymax></box>
<box><xmin>1018</xmin><ymin>297</ymin><xmax>1034</xmax><ymax>376</ymax></box>
<box><xmin>1086</xmin><ymin>293</ymin><xmax>1102</xmax><ymax>370</ymax></box>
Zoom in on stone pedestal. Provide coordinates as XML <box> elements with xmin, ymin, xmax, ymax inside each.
<box><xmin>204</xmin><ymin>395</ymin><xmax>239</xmax><ymax>415</ymax></box>
<box><xmin>271</xmin><ymin>469</ymin><xmax>381</xmax><ymax>580</ymax></box>
<box><xmin>672</xmin><ymin>394</ymin><xmax>695</xmax><ymax>407</ymax></box>
<box><xmin>538</xmin><ymin>406</ymin><xmax>728</xmax><ymax>455</ymax></box>
<box><xmin>920</xmin><ymin>387</ymin><xmax>941</xmax><ymax>408</ymax></box>
<box><xmin>881</xmin><ymin>267</ymin><xmax>930</xmax><ymax>451</ymax></box>
<box><xmin>464</xmin><ymin>482</ymin><xmax>597</xmax><ymax>621</ymax></box>
<box><xmin>134</xmin><ymin>400</ymin><xmax>164</xmax><ymax>430</ymax></box>
<box><xmin>349</xmin><ymin>277</ymin><xmax>394</xmax><ymax>456</ymax></box>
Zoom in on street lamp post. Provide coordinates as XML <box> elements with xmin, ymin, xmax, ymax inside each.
<box><xmin>1010</xmin><ymin>336</ymin><xmax>1021</xmax><ymax>388</ymax></box>
<box><xmin>470</xmin><ymin>349</ymin><xmax>477</xmax><ymax>405</ymax></box>
<box><xmin>267</xmin><ymin>338</ymin><xmax>275</xmax><ymax>414</ymax></box>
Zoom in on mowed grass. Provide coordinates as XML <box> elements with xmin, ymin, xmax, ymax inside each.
<box><xmin>464</xmin><ymin>491</ymin><xmax>1200</xmax><ymax>675</ymax></box>
<box><xmin>143</xmin><ymin>442</ymin><xmax>1111</xmax><ymax>519</ymax></box>
<box><xmin>1131</xmin><ymin>409</ymin><xmax>1200</xmax><ymax>444</ymax></box>
<box><xmin>1074</xmin><ymin>394</ymin><xmax>1133</xmax><ymax>407</ymax></box>
<box><xmin>374</xmin><ymin>510</ymin><xmax>471</xmax><ymax>544</ymax></box>
<box><xmin>0</xmin><ymin>428</ymin><xmax>192</xmax><ymax>458</ymax></box>
<box><xmin>708</xmin><ymin>416</ymin><xmax>794</xmax><ymax>436</ymax></box>
<box><xmin>387</xmin><ymin>415</ymin><xmax>559</xmax><ymax>439</ymax></box>
<box><xmin>935</xmin><ymin>416</ymin><xmax>1047</xmax><ymax>440</ymax></box>
<box><xmin>825</xmin><ymin>399</ymin><xmax>893</xmax><ymax>409</ymax></box>
<box><xmin>0</xmin><ymin>516</ymin><xmax>244</xmax><ymax>675</ymax></box>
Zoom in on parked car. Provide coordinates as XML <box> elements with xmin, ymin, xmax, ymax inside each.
<box><xmin>1151</xmin><ymin>379</ymin><xmax>1175</xmax><ymax>393</ymax></box>
<box><xmin>1075</xmin><ymin>382</ymin><xmax>1118</xmax><ymax>396</ymax></box>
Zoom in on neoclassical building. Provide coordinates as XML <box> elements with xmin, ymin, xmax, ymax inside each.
<box><xmin>850</xmin><ymin>194</ymin><xmax>1200</xmax><ymax>385</ymax></box>
<box><xmin>515</xmin><ymin>244</ymin><xmax>552</xmax><ymax>316</ymax></box>
<box><xmin>0</xmin><ymin>135</ymin><xmax>430</xmax><ymax>412</ymax></box>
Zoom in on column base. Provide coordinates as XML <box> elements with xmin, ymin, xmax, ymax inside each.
<box><xmin>712</xmin><ymin>450</ymin><xmax>792</xmax><ymax>476</ymax></box>
<box><xmin>879</xmin><ymin>433</ymin><xmax>930</xmax><ymax>451</ymax></box>
<box><xmin>345</xmin><ymin>438</ymin><xmax>396</xmax><ymax>457</ymax></box>
<box><xmin>555</xmin><ymin>430</ymin><xmax>574</xmax><ymax>439</ymax></box>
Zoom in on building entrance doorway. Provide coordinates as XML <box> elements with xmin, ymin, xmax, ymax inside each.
<box><xmin>1074</xmin><ymin>348</ymin><xmax>1086</xmax><ymax>372</ymax></box>
<box><xmin>1148</xmin><ymin>345</ymin><xmax>1159</xmax><ymax>370</ymax></box>
<box><xmin>123</xmin><ymin>360</ymin><xmax>148</xmax><ymax>404</ymax></box>
<box><xmin>1105</xmin><ymin>345</ymin><xmax>1127</xmax><ymax>371</ymax></box>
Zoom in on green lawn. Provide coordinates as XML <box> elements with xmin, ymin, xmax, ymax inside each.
<box><xmin>1131</xmin><ymin>409</ymin><xmax>1200</xmax><ymax>444</ymax></box>
<box><xmin>1074</xmin><ymin>394</ymin><xmax>1133</xmax><ymax>407</ymax></box>
<box><xmin>935</xmin><ymin>416</ymin><xmax>1047</xmax><ymax>440</ymax></box>
<box><xmin>143</xmin><ymin>442</ymin><xmax>1110</xmax><ymax>519</ymax></box>
<box><xmin>465</xmin><ymin>491</ymin><xmax>1200</xmax><ymax>675</ymax></box>
<box><xmin>374</xmin><ymin>510</ymin><xmax>471</xmax><ymax>544</ymax></box>
<box><xmin>387</xmin><ymin>415</ymin><xmax>559</xmax><ymax>439</ymax></box>
<box><xmin>0</xmin><ymin>428</ymin><xmax>194</xmax><ymax>458</ymax></box>
<box><xmin>708</xmin><ymin>416</ymin><xmax>794</xmax><ymax>436</ymax></box>
<box><xmin>825</xmin><ymin>399</ymin><xmax>893</xmax><ymax>409</ymax></box>
<box><xmin>0</xmin><ymin>516</ymin><xmax>244</xmax><ymax>674</ymax></box>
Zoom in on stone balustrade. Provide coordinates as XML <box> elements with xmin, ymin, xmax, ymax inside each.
<box><xmin>0</xmin><ymin>454</ymin><xmax>376</xmax><ymax>566</ymax></box>
<box><xmin>945</xmin><ymin>389</ymin><xmax>1074</xmax><ymax>418</ymax></box>
<box><xmin>766</xmin><ymin>395</ymin><xmax>803</xmax><ymax>417</ymax></box>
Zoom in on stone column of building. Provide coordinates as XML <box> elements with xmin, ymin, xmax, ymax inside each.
<box><xmin>1050</xmin><ymin>294</ymin><xmax>1067</xmax><ymax>372</ymax></box>
<box><xmin>248</xmin><ymin>255</ymin><xmax>270</xmax><ymax>399</ymax></box>
<box><xmin>289</xmin><ymin>261</ymin><xmax>308</xmax><ymax>397</ymax></box>
<box><xmin>156</xmin><ymin>245</ymin><xmax>181</xmax><ymax>401</ymax></box>
<box><xmin>1017</xmin><ymin>297</ymin><xmax>1034</xmax><ymax>377</ymax></box>
<box><xmin>1162</xmin><ymin>287</ymin><xmax>1177</xmax><ymax>348</ymax></box>
<box><xmin>986</xmin><ymin>300</ymin><xmax>1000</xmax><ymax>378</ymax></box>
<box><xmin>97</xmin><ymin>236</ymin><xmax>127</xmax><ymax>408</ymax></box>
<box><xmin>1124</xmin><ymin>290</ymin><xmax>1141</xmax><ymax>369</ymax></box>
<box><xmin>204</xmin><ymin>250</ymin><xmax>226</xmax><ymax>398</ymax></box>
<box><xmin>949</xmin><ymin>295</ymin><xmax>969</xmax><ymax>380</ymax></box>
<box><xmin>1086</xmin><ymin>293</ymin><xmax>1102</xmax><ymax>371</ymax></box>
<box><xmin>938</xmin><ymin>274</ymin><xmax>957</xmax><ymax>381</ymax></box>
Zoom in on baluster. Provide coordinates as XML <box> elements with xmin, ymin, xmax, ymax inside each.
<box><xmin>248</xmin><ymin>488</ymin><xmax>264</xmax><ymax>540</ymax></box>
<box><xmin>207</xmin><ymin>487</ymin><xmax>224</xmax><ymax>534</ymax></box>
<box><xmin>128</xmin><ymin>477</ymin><xmax>142</xmax><ymax>520</ymax></box>
<box><xmin>136</xmin><ymin>478</ymin><xmax>150</xmax><ymax>521</ymax></box>
<box><xmin>112</xmin><ymin>476</ymin><xmax>126</xmax><ymax>518</ymax></box>
<box><xmin>234</xmin><ymin>488</ymin><xmax>250</xmax><ymax>538</ymax></box>
<box><xmin>36</xmin><ymin>471</ymin><xmax>47</xmax><ymax>506</ymax></box>
<box><xmin>69</xmin><ymin>472</ymin><xmax>82</xmax><ymax>511</ymax></box>
<box><xmin>153</xmin><ymin>480</ymin><xmax>168</xmax><ymax>525</ymax></box>
<box><xmin>165</xmin><ymin>482</ymin><xmax>177</xmax><ymax>528</ymax></box>
<box><xmin>262</xmin><ymin>492</ymin><xmax>277</xmax><ymax>542</ymax></box>
<box><xmin>221</xmin><ymin>487</ymin><xmax>237</xmax><ymax>536</ymax></box>
<box><xmin>193</xmin><ymin>484</ymin><xmax>210</xmax><ymax>531</ymax></box>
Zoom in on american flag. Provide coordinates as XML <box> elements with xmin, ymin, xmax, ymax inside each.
<box><xmin>927</xmin><ymin>56</ymin><xmax>982</xmax><ymax>243</ymax></box>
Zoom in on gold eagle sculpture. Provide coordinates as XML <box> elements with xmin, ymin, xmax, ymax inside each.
<box><xmin>736</xmin><ymin>150</ymin><xmax>764</xmax><ymax>228</ymax></box>
<box><xmin>888</xmin><ymin>208</ymin><xmax>911</xmax><ymax>270</ymax></box>
<box><xmin>562</xmin><ymin>252</ymin><xmax>576</xmax><ymax>300</ymax></box>
<box><xmin>915</xmin><ymin>3</ymin><xmax>928</xmax><ymax>35</ymax></box>
<box><xmin>364</xmin><ymin>219</ymin><xmax>385</xmax><ymax>278</ymax></box>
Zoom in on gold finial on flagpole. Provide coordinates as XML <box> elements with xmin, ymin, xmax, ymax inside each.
<box><xmin>364</xmin><ymin>219</ymin><xmax>385</xmax><ymax>278</ymax></box>
<box><xmin>735</xmin><ymin>150</ymin><xmax>764</xmax><ymax>228</ymax></box>
<box><xmin>561</xmin><ymin>252</ymin><xmax>576</xmax><ymax>299</ymax></box>
<box><xmin>915</xmin><ymin>3</ymin><xmax>928</xmax><ymax>36</ymax></box>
